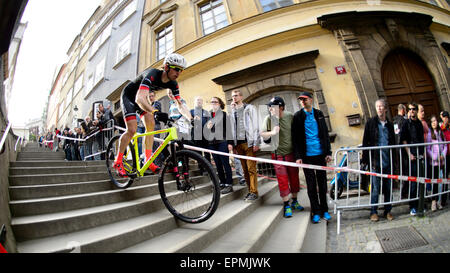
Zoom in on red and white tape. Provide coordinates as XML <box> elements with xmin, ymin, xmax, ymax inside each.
<box><xmin>114</xmin><ymin>125</ymin><xmax>450</xmax><ymax>185</ymax></box>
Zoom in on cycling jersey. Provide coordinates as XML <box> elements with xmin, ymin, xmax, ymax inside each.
<box><xmin>121</xmin><ymin>68</ymin><xmax>180</xmax><ymax>121</ymax></box>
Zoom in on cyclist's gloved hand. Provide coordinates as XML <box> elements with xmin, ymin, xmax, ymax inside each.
<box><xmin>155</xmin><ymin>111</ymin><xmax>169</xmax><ymax>123</ymax></box>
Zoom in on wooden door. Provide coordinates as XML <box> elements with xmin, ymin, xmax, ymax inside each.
<box><xmin>382</xmin><ymin>50</ymin><xmax>440</xmax><ymax>121</ymax></box>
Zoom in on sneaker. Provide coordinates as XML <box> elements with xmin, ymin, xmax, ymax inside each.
<box><xmin>149</xmin><ymin>163</ymin><xmax>161</xmax><ymax>174</ymax></box>
<box><xmin>221</xmin><ymin>186</ymin><xmax>233</xmax><ymax>195</ymax></box>
<box><xmin>239</xmin><ymin>179</ymin><xmax>246</xmax><ymax>185</ymax></box>
<box><xmin>431</xmin><ymin>200</ymin><xmax>437</xmax><ymax>212</ymax></box>
<box><xmin>245</xmin><ymin>193</ymin><xmax>258</xmax><ymax>203</ymax></box>
<box><xmin>290</xmin><ymin>201</ymin><xmax>305</xmax><ymax>211</ymax></box>
<box><xmin>312</xmin><ymin>214</ymin><xmax>321</xmax><ymax>224</ymax></box>
<box><xmin>113</xmin><ymin>162</ymin><xmax>127</xmax><ymax>178</ymax></box>
<box><xmin>370</xmin><ymin>213</ymin><xmax>379</xmax><ymax>222</ymax></box>
<box><xmin>323</xmin><ymin>212</ymin><xmax>332</xmax><ymax>221</ymax></box>
<box><xmin>243</xmin><ymin>192</ymin><xmax>251</xmax><ymax>201</ymax></box>
<box><xmin>437</xmin><ymin>202</ymin><xmax>443</xmax><ymax>210</ymax></box>
<box><xmin>284</xmin><ymin>206</ymin><xmax>293</xmax><ymax>218</ymax></box>
<box><xmin>410</xmin><ymin>208</ymin><xmax>417</xmax><ymax>216</ymax></box>
<box><xmin>385</xmin><ymin>212</ymin><xmax>394</xmax><ymax>221</ymax></box>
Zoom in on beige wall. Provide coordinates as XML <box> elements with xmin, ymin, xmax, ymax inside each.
<box><xmin>141</xmin><ymin>0</ymin><xmax>450</xmax><ymax>149</ymax></box>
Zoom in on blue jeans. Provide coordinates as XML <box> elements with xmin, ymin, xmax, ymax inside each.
<box><xmin>209</xmin><ymin>142</ymin><xmax>233</xmax><ymax>186</ymax></box>
<box><xmin>370</xmin><ymin>166</ymin><xmax>392</xmax><ymax>214</ymax></box>
<box><xmin>408</xmin><ymin>159</ymin><xmax>424</xmax><ymax>210</ymax></box>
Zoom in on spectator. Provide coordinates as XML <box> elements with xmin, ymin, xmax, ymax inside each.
<box><xmin>229</xmin><ymin>90</ymin><xmax>260</xmax><ymax>202</ymax></box>
<box><xmin>168</xmin><ymin>94</ymin><xmax>192</xmax><ymax>142</ymax></box>
<box><xmin>439</xmin><ymin>111</ymin><xmax>450</xmax><ymax>207</ymax></box>
<box><xmin>92</xmin><ymin>111</ymin><xmax>103</xmax><ymax>160</ymax></box>
<box><xmin>418</xmin><ymin>104</ymin><xmax>429</xmax><ymax>142</ymax></box>
<box><xmin>81</xmin><ymin>116</ymin><xmax>94</xmax><ymax>160</ymax></box>
<box><xmin>393</xmin><ymin>104</ymin><xmax>407</xmax><ymax>145</ymax></box>
<box><xmin>63</xmin><ymin>128</ymin><xmax>72</xmax><ymax>161</ymax></box>
<box><xmin>292</xmin><ymin>91</ymin><xmax>332</xmax><ymax>224</ymax></box>
<box><xmin>99</xmin><ymin>103</ymin><xmax>116</xmax><ymax>125</ymax></box>
<box><xmin>206</xmin><ymin>96</ymin><xmax>234</xmax><ymax>194</ymax></box>
<box><xmin>75</xmin><ymin>127</ymin><xmax>83</xmax><ymax>161</ymax></box>
<box><xmin>400</xmin><ymin>102</ymin><xmax>425</xmax><ymax>216</ymax></box>
<box><xmin>362</xmin><ymin>99</ymin><xmax>395</xmax><ymax>222</ymax></box>
<box><xmin>53</xmin><ymin>128</ymin><xmax>60</xmax><ymax>152</ymax></box>
<box><xmin>191</xmin><ymin>96</ymin><xmax>212</xmax><ymax>171</ymax></box>
<box><xmin>38</xmin><ymin>135</ymin><xmax>43</xmax><ymax>147</ymax></box>
<box><xmin>261</xmin><ymin>96</ymin><xmax>304</xmax><ymax>218</ymax></box>
<box><xmin>426</xmin><ymin>115</ymin><xmax>447</xmax><ymax>211</ymax></box>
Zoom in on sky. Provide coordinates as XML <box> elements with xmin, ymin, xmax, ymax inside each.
<box><xmin>8</xmin><ymin>0</ymin><xmax>102</xmax><ymax>127</ymax></box>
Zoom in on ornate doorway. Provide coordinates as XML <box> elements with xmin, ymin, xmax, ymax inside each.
<box><xmin>382</xmin><ymin>49</ymin><xmax>441</xmax><ymax>120</ymax></box>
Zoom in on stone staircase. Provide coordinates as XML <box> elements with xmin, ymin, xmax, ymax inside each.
<box><xmin>9</xmin><ymin>143</ymin><xmax>326</xmax><ymax>253</ymax></box>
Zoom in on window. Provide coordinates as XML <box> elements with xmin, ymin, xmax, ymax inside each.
<box><xmin>89</xmin><ymin>22</ymin><xmax>113</xmax><ymax>59</ymax></box>
<box><xmin>59</xmin><ymin>102</ymin><xmax>65</xmax><ymax>119</ymax></box>
<box><xmin>199</xmin><ymin>0</ymin><xmax>228</xmax><ymax>35</ymax></box>
<box><xmin>259</xmin><ymin>0</ymin><xmax>293</xmax><ymax>12</ymax></box>
<box><xmin>116</xmin><ymin>33</ymin><xmax>132</xmax><ymax>65</ymax></box>
<box><xmin>80</xmin><ymin>42</ymin><xmax>89</xmax><ymax>58</ymax></box>
<box><xmin>74</xmin><ymin>75</ymin><xmax>84</xmax><ymax>95</ymax></box>
<box><xmin>156</xmin><ymin>24</ymin><xmax>173</xmax><ymax>61</ymax></box>
<box><xmin>85</xmin><ymin>74</ymin><xmax>94</xmax><ymax>96</ymax></box>
<box><xmin>66</xmin><ymin>88</ymin><xmax>74</xmax><ymax>108</ymax></box>
<box><xmin>95</xmin><ymin>58</ymin><xmax>106</xmax><ymax>85</ymax></box>
<box><xmin>121</xmin><ymin>0</ymin><xmax>137</xmax><ymax>24</ymax></box>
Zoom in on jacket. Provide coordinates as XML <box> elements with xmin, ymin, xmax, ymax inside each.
<box><xmin>426</xmin><ymin>130</ymin><xmax>447</xmax><ymax>166</ymax></box>
<box><xmin>361</xmin><ymin>116</ymin><xmax>396</xmax><ymax>168</ymax></box>
<box><xmin>206</xmin><ymin>109</ymin><xmax>233</xmax><ymax>145</ymax></box>
<box><xmin>292</xmin><ymin>108</ymin><xmax>331</xmax><ymax>160</ymax></box>
<box><xmin>230</xmin><ymin>103</ymin><xmax>260</xmax><ymax>147</ymax></box>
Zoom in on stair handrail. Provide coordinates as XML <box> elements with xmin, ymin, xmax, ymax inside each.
<box><xmin>14</xmin><ymin>136</ymin><xmax>23</xmax><ymax>151</ymax></box>
<box><xmin>0</xmin><ymin>122</ymin><xmax>12</xmax><ymax>153</ymax></box>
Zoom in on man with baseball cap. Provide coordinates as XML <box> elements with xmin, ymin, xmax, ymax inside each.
<box><xmin>292</xmin><ymin>91</ymin><xmax>332</xmax><ymax>224</ymax></box>
<box><xmin>261</xmin><ymin>96</ymin><xmax>304</xmax><ymax>218</ymax></box>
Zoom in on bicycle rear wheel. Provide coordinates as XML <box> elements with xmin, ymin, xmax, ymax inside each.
<box><xmin>106</xmin><ymin>135</ymin><xmax>137</xmax><ymax>188</ymax></box>
<box><xmin>158</xmin><ymin>149</ymin><xmax>220</xmax><ymax>224</ymax></box>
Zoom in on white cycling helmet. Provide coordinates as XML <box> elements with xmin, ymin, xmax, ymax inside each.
<box><xmin>164</xmin><ymin>53</ymin><xmax>187</xmax><ymax>70</ymax></box>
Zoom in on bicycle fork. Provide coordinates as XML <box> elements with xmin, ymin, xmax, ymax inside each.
<box><xmin>170</xmin><ymin>142</ymin><xmax>191</xmax><ymax>191</ymax></box>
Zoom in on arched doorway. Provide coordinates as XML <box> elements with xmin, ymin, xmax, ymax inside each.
<box><xmin>381</xmin><ymin>49</ymin><xmax>441</xmax><ymax>120</ymax></box>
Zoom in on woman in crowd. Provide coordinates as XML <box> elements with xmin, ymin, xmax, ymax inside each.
<box><xmin>426</xmin><ymin>115</ymin><xmax>447</xmax><ymax>211</ymax></box>
<box><xmin>206</xmin><ymin>97</ymin><xmax>234</xmax><ymax>195</ymax></box>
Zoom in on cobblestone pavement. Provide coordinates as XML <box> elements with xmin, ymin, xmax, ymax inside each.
<box><xmin>326</xmin><ymin>199</ymin><xmax>450</xmax><ymax>253</ymax></box>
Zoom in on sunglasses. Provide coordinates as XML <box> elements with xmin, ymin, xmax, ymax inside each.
<box><xmin>408</xmin><ymin>107</ymin><xmax>417</xmax><ymax>111</ymax></box>
<box><xmin>210</xmin><ymin>101</ymin><xmax>219</xmax><ymax>104</ymax></box>
<box><xmin>169</xmin><ymin>65</ymin><xmax>183</xmax><ymax>72</ymax></box>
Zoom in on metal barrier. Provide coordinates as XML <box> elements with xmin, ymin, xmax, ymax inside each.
<box><xmin>56</xmin><ymin>119</ymin><xmax>116</xmax><ymax>161</ymax></box>
<box><xmin>333</xmin><ymin>141</ymin><xmax>450</xmax><ymax>234</ymax></box>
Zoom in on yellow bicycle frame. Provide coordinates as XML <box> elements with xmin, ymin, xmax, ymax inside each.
<box><xmin>129</xmin><ymin>126</ymin><xmax>178</xmax><ymax>177</ymax></box>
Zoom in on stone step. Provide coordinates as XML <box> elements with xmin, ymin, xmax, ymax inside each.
<box><xmin>9</xmin><ymin>172</ymin><xmax>111</xmax><ymax>186</ymax></box>
<box><xmin>11</xmin><ymin>160</ymin><xmax>106</xmax><ymax>168</ymax></box>
<box><xmin>119</xmin><ymin>180</ymin><xmax>278</xmax><ymax>253</ymax></box>
<box><xmin>9</xmin><ymin>165</ymin><xmax>105</xmax><ymax>175</ymax></box>
<box><xmin>15</xmin><ymin>183</ymin><xmax>254</xmax><ymax>252</ymax></box>
<box><xmin>200</xmin><ymin>189</ymin><xmax>282</xmax><ymax>253</ymax></box>
<box><xmin>257</xmin><ymin>189</ymin><xmax>311</xmax><ymax>253</ymax></box>
<box><xmin>9</xmin><ymin>173</ymin><xmax>237</xmax><ymax>200</ymax></box>
<box><xmin>10</xmin><ymin>175</ymin><xmax>213</xmax><ymax>217</ymax></box>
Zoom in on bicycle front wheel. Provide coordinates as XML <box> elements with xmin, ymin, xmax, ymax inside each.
<box><xmin>158</xmin><ymin>149</ymin><xmax>220</xmax><ymax>224</ymax></box>
<box><xmin>106</xmin><ymin>134</ymin><xmax>136</xmax><ymax>188</ymax></box>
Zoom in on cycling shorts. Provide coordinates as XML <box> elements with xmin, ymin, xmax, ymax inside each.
<box><xmin>120</xmin><ymin>85</ymin><xmax>147</xmax><ymax>122</ymax></box>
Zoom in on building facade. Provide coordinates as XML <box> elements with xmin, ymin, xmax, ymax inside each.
<box><xmin>84</xmin><ymin>0</ymin><xmax>146</xmax><ymax>125</ymax></box>
<box><xmin>136</xmin><ymin>0</ymin><xmax>449</xmax><ymax>149</ymax></box>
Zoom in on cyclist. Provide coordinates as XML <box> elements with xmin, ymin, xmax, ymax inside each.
<box><xmin>114</xmin><ymin>53</ymin><xmax>192</xmax><ymax>177</ymax></box>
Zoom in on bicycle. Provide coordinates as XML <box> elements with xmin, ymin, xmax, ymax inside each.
<box><xmin>105</xmin><ymin>117</ymin><xmax>220</xmax><ymax>224</ymax></box>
